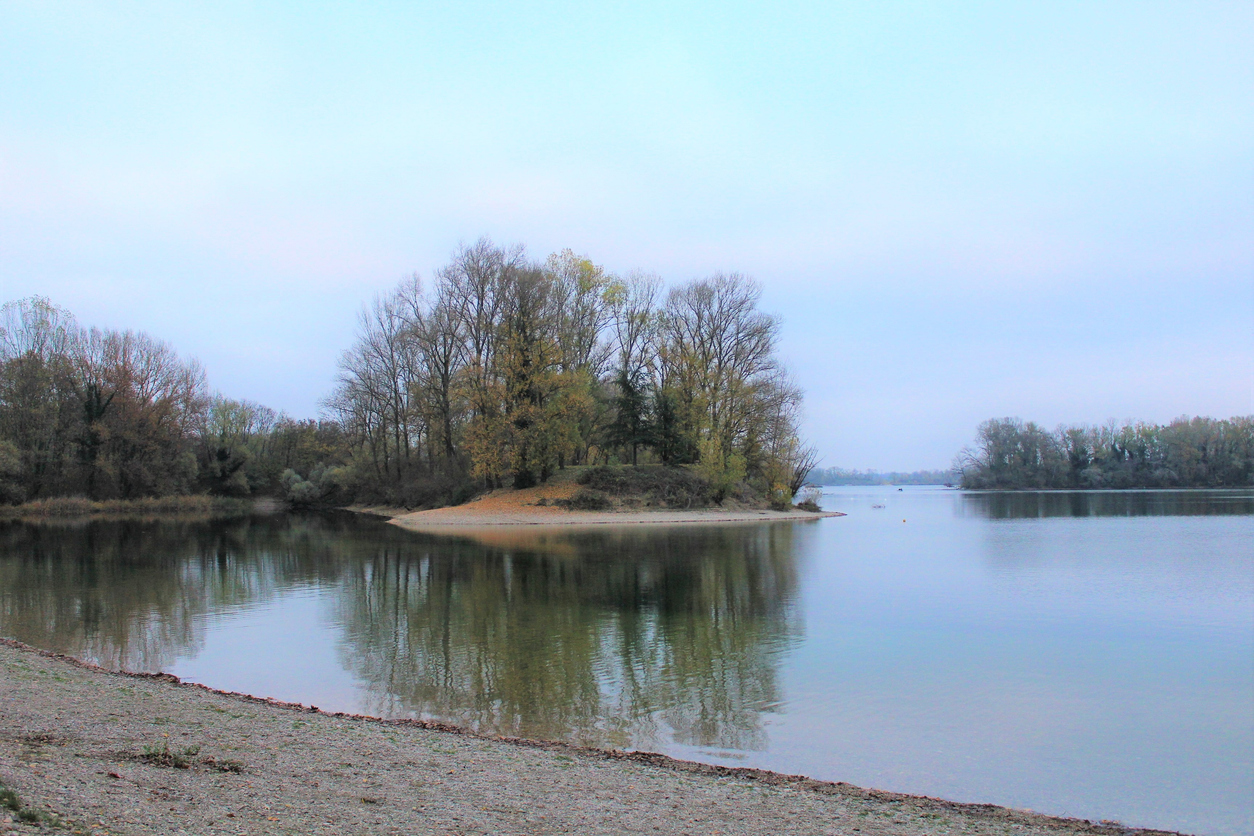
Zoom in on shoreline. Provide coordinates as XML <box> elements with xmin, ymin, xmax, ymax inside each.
<box><xmin>0</xmin><ymin>638</ymin><xmax>1182</xmax><ymax>836</ymax></box>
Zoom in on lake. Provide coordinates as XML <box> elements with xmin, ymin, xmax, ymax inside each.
<box><xmin>0</xmin><ymin>487</ymin><xmax>1250</xmax><ymax>835</ymax></box>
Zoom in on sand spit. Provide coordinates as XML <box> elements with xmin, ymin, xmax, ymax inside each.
<box><xmin>389</xmin><ymin>505</ymin><xmax>843</xmax><ymax>532</ymax></box>
<box><xmin>0</xmin><ymin>639</ymin><xmax>1182</xmax><ymax>836</ymax></box>
<box><xmin>369</xmin><ymin>479</ymin><xmax>844</xmax><ymax>533</ymax></box>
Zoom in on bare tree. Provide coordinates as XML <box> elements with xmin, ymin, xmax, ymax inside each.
<box><xmin>411</xmin><ymin>281</ymin><xmax>466</xmax><ymax>466</ymax></box>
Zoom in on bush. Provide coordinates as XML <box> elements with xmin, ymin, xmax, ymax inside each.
<box><xmin>577</xmin><ymin>465</ymin><xmax>711</xmax><ymax>509</ymax></box>
<box><xmin>796</xmin><ymin>487</ymin><xmax>823</xmax><ymax>512</ymax></box>
<box><xmin>280</xmin><ymin>469</ymin><xmax>321</xmax><ymax>506</ymax></box>
<box><xmin>280</xmin><ymin>465</ymin><xmax>357</xmax><ymax>507</ymax></box>
<box><xmin>566</xmin><ymin>488</ymin><xmax>612</xmax><ymax>510</ymax></box>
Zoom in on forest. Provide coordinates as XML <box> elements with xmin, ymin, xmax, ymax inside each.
<box><xmin>956</xmin><ymin>416</ymin><xmax>1254</xmax><ymax>489</ymax></box>
<box><xmin>0</xmin><ymin>239</ymin><xmax>815</xmax><ymax>508</ymax></box>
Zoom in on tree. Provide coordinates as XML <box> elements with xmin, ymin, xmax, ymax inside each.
<box><xmin>609</xmin><ymin>368</ymin><xmax>651</xmax><ymax>465</ymax></box>
<box><xmin>498</xmin><ymin>265</ymin><xmax>559</xmax><ymax>488</ymax></box>
<box><xmin>657</xmin><ymin>274</ymin><xmax>788</xmax><ymax>493</ymax></box>
<box><xmin>0</xmin><ymin>297</ymin><xmax>80</xmax><ymax>498</ymax></box>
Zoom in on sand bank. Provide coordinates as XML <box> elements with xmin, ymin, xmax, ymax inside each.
<box><xmin>363</xmin><ymin>478</ymin><xmax>843</xmax><ymax>534</ymax></box>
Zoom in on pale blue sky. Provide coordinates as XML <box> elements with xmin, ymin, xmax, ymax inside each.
<box><xmin>2</xmin><ymin>1</ymin><xmax>1251</xmax><ymax>469</ymax></box>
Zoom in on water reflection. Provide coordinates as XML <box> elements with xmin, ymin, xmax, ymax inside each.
<box><xmin>0</xmin><ymin>514</ymin><xmax>352</xmax><ymax>670</ymax></box>
<box><xmin>336</xmin><ymin>525</ymin><xmax>801</xmax><ymax>748</ymax></box>
<box><xmin>961</xmin><ymin>489</ymin><xmax>1254</xmax><ymax>519</ymax></box>
<box><xmin>0</xmin><ymin>515</ymin><xmax>802</xmax><ymax>752</ymax></box>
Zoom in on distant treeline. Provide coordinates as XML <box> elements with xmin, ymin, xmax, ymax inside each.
<box><xmin>804</xmin><ymin>467</ymin><xmax>955</xmax><ymax>486</ymax></box>
<box><xmin>0</xmin><ymin>240</ymin><xmax>815</xmax><ymax>508</ymax></box>
<box><xmin>955</xmin><ymin>416</ymin><xmax>1254</xmax><ymax>490</ymax></box>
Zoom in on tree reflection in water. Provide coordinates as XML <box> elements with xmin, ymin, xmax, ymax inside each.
<box><xmin>0</xmin><ymin>513</ymin><xmax>353</xmax><ymax>670</ymax></box>
<box><xmin>960</xmin><ymin>489</ymin><xmax>1254</xmax><ymax>519</ymax></box>
<box><xmin>0</xmin><ymin>514</ymin><xmax>803</xmax><ymax>753</ymax></box>
<box><xmin>335</xmin><ymin>524</ymin><xmax>803</xmax><ymax>752</ymax></box>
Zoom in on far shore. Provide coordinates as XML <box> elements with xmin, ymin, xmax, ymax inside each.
<box><xmin>0</xmin><ymin>638</ymin><xmax>1181</xmax><ymax>836</ymax></box>
<box><xmin>0</xmin><ymin>495</ymin><xmax>256</xmax><ymax>523</ymax></box>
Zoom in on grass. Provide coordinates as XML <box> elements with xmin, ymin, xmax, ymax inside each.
<box><xmin>0</xmin><ymin>494</ymin><xmax>253</xmax><ymax>522</ymax></box>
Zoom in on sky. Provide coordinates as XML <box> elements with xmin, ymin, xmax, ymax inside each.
<box><xmin>1</xmin><ymin>1</ymin><xmax>1251</xmax><ymax>470</ymax></box>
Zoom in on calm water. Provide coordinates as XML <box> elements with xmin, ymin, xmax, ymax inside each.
<box><xmin>1</xmin><ymin>487</ymin><xmax>1251</xmax><ymax>835</ymax></box>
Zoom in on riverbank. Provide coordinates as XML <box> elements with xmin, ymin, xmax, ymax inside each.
<box><xmin>0</xmin><ymin>639</ymin><xmax>1180</xmax><ymax>836</ymax></box>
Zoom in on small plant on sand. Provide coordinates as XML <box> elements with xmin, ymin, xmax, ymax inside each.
<box><xmin>137</xmin><ymin>739</ymin><xmax>243</xmax><ymax>773</ymax></box>
<box><xmin>0</xmin><ymin>782</ymin><xmax>60</xmax><ymax>826</ymax></box>
<box><xmin>141</xmin><ymin>739</ymin><xmax>199</xmax><ymax>768</ymax></box>
<box><xmin>205</xmin><ymin>757</ymin><xmax>245</xmax><ymax>773</ymax></box>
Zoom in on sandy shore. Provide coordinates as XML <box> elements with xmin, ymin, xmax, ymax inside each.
<box><xmin>0</xmin><ymin>639</ymin><xmax>1180</xmax><ymax>836</ymax></box>
<box><xmin>365</xmin><ymin>479</ymin><xmax>843</xmax><ymax>534</ymax></box>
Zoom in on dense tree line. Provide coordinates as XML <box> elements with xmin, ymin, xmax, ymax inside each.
<box><xmin>0</xmin><ymin>296</ymin><xmax>346</xmax><ymax>503</ymax></box>
<box><xmin>1</xmin><ymin>240</ymin><xmax>815</xmax><ymax>507</ymax></box>
<box><xmin>955</xmin><ymin>416</ymin><xmax>1254</xmax><ymax>489</ymax></box>
<box><xmin>326</xmin><ymin>239</ymin><xmax>816</xmax><ymax>506</ymax></box>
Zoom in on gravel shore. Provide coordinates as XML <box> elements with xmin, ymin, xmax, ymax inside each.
<box><xmin>0</xmin><ymin>639</ymin><xmax>1181</xmax><ymax>836</ymax></box>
